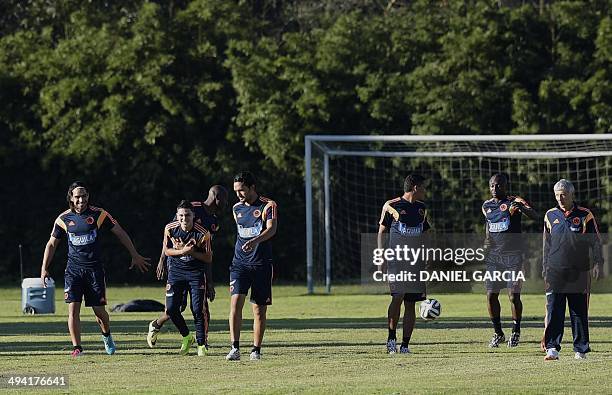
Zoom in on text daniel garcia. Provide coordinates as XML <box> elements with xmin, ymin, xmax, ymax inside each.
<box><xmin>372</xmin><ymin>270</ymin><xmax>525</xmax><ymax>282</ymax></box>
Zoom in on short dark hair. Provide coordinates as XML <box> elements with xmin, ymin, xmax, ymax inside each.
<box><xmin>490</xmin><ymin>173</ymin><xmax>508</xmax><ymax>184</ymax></box>
<box><xmin>233</xmin><ymin>171</ymin><xmax>256</xmax><ymax>188</ymax></box>
<box><xmin>404</xmin><ymin>174</ymin><xmax>426</xmax><ymax>193</ymax></box>
<box><xmin>67</xmin><ymin>181</ymin><xmax>88</xmax><ymax>210</ymax></box>
<box><xmin>177</xmin><ymin>200</ymin><xmax>194</xmax><ymax>211</ymax></box>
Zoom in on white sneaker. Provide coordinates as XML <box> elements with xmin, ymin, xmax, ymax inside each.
<box><xmin>226</xmin><ymin>347</ymin><xmax>241</xmax><ymax>361</ymax></box>
<box><xmin>147</xmin><ymin>320</ymin><xmax>160</xmax><ymax>348</ymax></box>
<box><xmin>386</xmin><ymin>339</ymin><xmax>397</xmax><ymax>354</ymax></box>
<box><xmin>575</xmin><ymin>352</ymin><xmax>587</xmax><ymax>360</ymax></box>
<box><xmin>250</xmin><ymin>350</ymin><xmax>261</xmax><ymax>360</ymax></box>
<box><xmin>544</xmin><ymin>348</ymin><xmax>559</xmax><ymax>361</ymax></box>
<box><xmin>399</xmin><ymin>345</ymin><xmax>411</xmax><ymax>354</ymax></box>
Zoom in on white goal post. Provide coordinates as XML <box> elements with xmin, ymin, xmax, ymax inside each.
<box><xmin>305</xmin><ymin>134</ymin><xmax>612</xmax><ymax>294</ymax></box>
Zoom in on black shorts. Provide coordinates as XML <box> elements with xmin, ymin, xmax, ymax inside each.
<box><xmin>485</xmin><ymin>254</ymin><xmax>523</xmax><ymax>292</ymax></box>
<box><xmin>390</xmin><ymin>291</ymin><xmax>427</xmax><ymax>302</ymax></box>
<box><xmin>387</xmin><ymin>260</ymin><xmax>426</xmax><ymax>299</ymax></box>
<box><xmin>64</xmin><ymin>266</ymin><xmax>107</xmax><ymax>307</ymax></box>
<box><xmin>229</xmin><ymin>264</ymin><xmax>273</xmax><ymax>305</ymax></box>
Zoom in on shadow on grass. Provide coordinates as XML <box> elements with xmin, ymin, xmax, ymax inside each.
<box><xmin>2</xmin><ymin>316</ymin><xmax>612</xmax><ymax>337</ymax></box>
<box><xmin>3</xmin><ymin>318</ymin><xmax>612</xmax><ymax>355</ymax></box>
<box><xmin>3</xmin><ymin>337</ymin><xmax>612</xmax><ymax>356</ymax></box>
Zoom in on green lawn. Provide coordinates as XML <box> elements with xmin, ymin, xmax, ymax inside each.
<box><xmin>0</xmin><ymin>285</ymin><xmax>611</xmax><ymax>394</ymax></box>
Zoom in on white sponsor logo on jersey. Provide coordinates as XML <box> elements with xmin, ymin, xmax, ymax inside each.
<box><xmin>397</xmin><ymin>222</ymin><xmax>423</xmax><ymax>236</ymax></box>
<box><xmin>238</xmin><ymin>221</ymin><xmax>263</xmax><ymax>238</ymax></box>
<box><xmin>488</xmin><ymin>218</ymin><xmax>510</xmax><ymax>233</ymax></box>
<box><xmin>68</xmin><ymin>229</ymin><xmax>97</xmax><ymax>246</ymax></box>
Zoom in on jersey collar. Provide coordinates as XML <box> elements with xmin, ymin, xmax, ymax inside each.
<box><xmin>556</xmin><ymin>203</ymin><xmax>577</xmax><ymax>217</ymax></box>
<box><xmin>72</xmin><ymin>205</ymin><xmax>90</xmax><ymax>214</ymax></box>
<box><xmin>244</xmin><ymin>195</ymin><xmax>260</xmax><ymax>206</ymax></box>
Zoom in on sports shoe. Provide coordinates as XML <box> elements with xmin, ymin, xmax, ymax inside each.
<box><xmin>71</xmin><ymin>348</ymin><xmax>84</xmax><ymax>357</ymax></box>
<box><xmin>226</xmin><ymin>347</ymin><xmax>241</xmax><ymax>361</ymax></box>
<box><xmin>488</xmin><ymin>333</ymin><xmax>505</xmax><ymax>348</ymax></box>
<box><xmin>197</xmin><ymin>344</ymin><xmax>209</xmax><ymax>356</ymax></box>
<box><xmin>507</xmin><ymin>332</ymin><xmax>520</xmax><ymax>348</ymax></box>
<box><xmin>575</xmin><ymin>352</ymin><xmax>587</xmax><ymax>360</ymax></box>
<box><xmin>180</xmin><ymin>334</ymin><xmax>194</xmax><ymax>356</ymax></box>
<box><xmin>147</xmin><ymin>320</ymin><xmax>161</xmax><ymax>348</ymax></box>
<box><xmin>250</xmin><ymin>350</ymin><xmax>261</xmax><ymax>360</ymax></box>
<box><xmin>544</xmin><ymin>348</ymin><xmax>559</xmax><ymax>361</ymax></box>
<box><xmin>386</xmin><ymin>339</ymin><xmax>397</xmax><ymax>354</ymax></box>
<box><xmin>102</xmin><ymin>335</ymin><xmax>116</xmax><ymax>355</ymax></box>
<box><xmin>399</xmin><ymin>345</ymin><xmax>411</xmax><ymax>354</ymax></box>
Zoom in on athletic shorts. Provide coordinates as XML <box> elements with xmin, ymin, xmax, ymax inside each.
<box><xmin>64</xmin><ymin>266</ymin><xmax>107</xmax><ymax>307</ymax></box>
<box><xmin>387</xmin><ymin>260</ymin><xmax>426</xmax><ymax>301</ymax></box>
<box><xmin>485</xmin><ymin>254</ymin><xmax>523</xmax><ymax>292</ymax></box>
<box><xmin>229</xmin><ymin>264</ymin><xmax>273</xmax><ymax>305</ymax></box>
<box><xmin>389</xmin><ymin>291</ymin><xmax>427</xmax><ymax>302</ymax></box>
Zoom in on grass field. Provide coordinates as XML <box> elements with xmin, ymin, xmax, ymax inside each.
<box><xmin>1</xmin><ymin>285</ymin><xmax>611</xmax><ymax>394</ymax></box>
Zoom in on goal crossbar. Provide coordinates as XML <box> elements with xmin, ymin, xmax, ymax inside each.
<box><xmin>304</xmin><ymin>134</ymin><xmax>612</xmax><ymax>294</ymax></box>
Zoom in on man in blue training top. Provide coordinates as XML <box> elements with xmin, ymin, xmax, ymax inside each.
<box><xmin>40</xmin><ymin>181</ymin><xmax>150</xmax><ymax>357</ymax></box>
<box><xmin>378</xmin><ymin>174</ymin><xmax>431</xmax><ymax>354</ymax></box>
<box><xmin>226</xmin><ymin>172</ymin><xmax>278</xmax><ymax>361</ymax></box>
<box><xmin>482</xmin><ymin>173</ymin><xmax>539</xmax><ymax>348</ymax></box>
<box><xmin>542</xmin><ymin>179</ymin><xmax>603</xmax><ymax>361</ymax></box>
<box><xmin>147</xmin><ymin>185</ymin><xmax>228</xmax><ymax>350</ymax></box>
<box><xmin>164</xmin><ymin>200</ymin><xmax>212</xmax><ymax>356</ymax></box>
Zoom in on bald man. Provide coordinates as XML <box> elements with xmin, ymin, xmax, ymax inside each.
<box><xmin>482</xmin><ymin>173</ymin><xmax>538</xmax><ymax>348</ymax></box>
<box><xmin>147</xmin><ymin>185</ymin><xmax>229</xmax><ymax>350</ymax></box>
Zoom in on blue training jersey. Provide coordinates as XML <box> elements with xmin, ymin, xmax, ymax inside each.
<box><xmin>379</xmin><ymin>197</ymin><xmax>430</xmax><ymax>238</ymax></box>
<box><xmin>543</xmin><ymin>204</ymin><xmax>603</xmax><ymax>271</ymax></box>
<box><xmin>482</xmin><ymin>195</ymin><xmax>531</xmax><ymax>255</ymax></box>
<box><xmin>51</xmin><ymin>206</ymin><xmax>117</xmax><ymax>269</ymax></box>
<box><xmin>232</xmin><ymin>196</ymin><xmax>277</xmax><ymax>266</ymax></box>
<box><xmin>165</xmin><ymin>221</ymin><xmax>211</xmax><ymax>272</ymax></box>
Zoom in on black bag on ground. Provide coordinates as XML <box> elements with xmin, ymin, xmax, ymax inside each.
<box><xmin>111</xmin><ymin>299</ymin><xmax>165</xmax><ymax>312</ymax></box>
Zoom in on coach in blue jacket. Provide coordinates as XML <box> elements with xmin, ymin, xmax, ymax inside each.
<box><xmin>542</xmin><ymin>179</ymin><xmax>603</xmax><ymax>361</ymax></box>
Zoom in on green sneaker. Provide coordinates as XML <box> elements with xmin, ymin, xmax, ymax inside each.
<box><xmin>197</xmin><ymin>344</ymin><xmax>209</xmax><ymax>356</ymax></box>
<box><xmin>180</xmin><ymin>334</ymin><xmax>194</xmax><ymax>356</ymax></box>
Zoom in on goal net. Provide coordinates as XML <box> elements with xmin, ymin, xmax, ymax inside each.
<box><xmin>305</xmin><ymin>135</ymin><xmax>612</xmax><ymax>293</ymax></box>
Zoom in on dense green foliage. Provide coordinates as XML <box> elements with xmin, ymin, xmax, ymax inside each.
<box><xmin>1</xmin><ymin>1</ymin><xmax>610</xmax><ymax>283</ymax></box>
